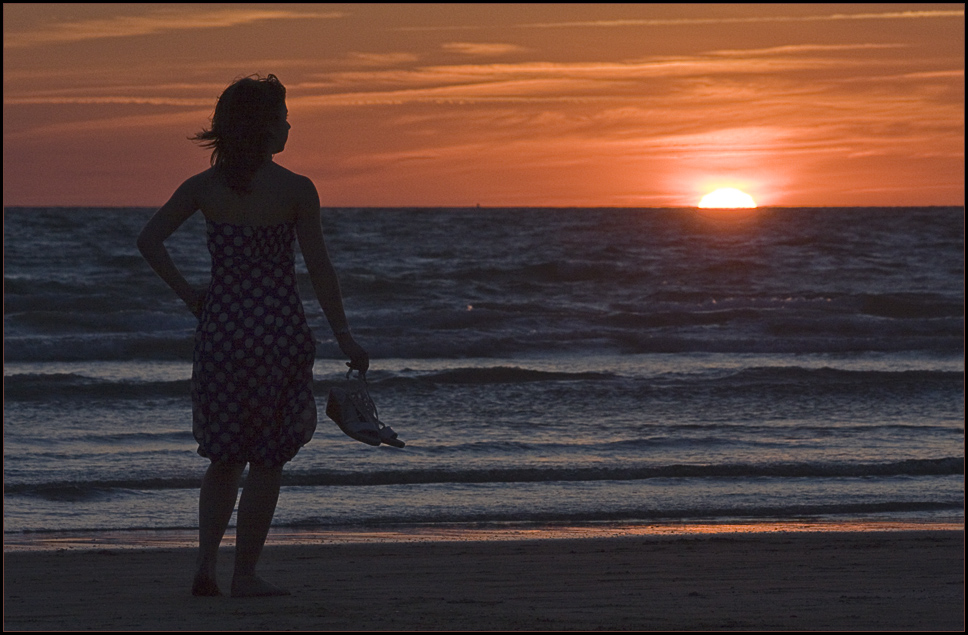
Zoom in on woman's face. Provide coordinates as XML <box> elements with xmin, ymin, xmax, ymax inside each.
<box><xmin>268</xmin><ymin>102</ymin><xmax>290</xmax><ymax>154</ymax></box>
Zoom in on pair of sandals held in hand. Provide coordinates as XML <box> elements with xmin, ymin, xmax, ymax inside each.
<box><xmin>326</xmin><ymin>369</ymin><xmax>405</xmax><ymax>448</ymax></box>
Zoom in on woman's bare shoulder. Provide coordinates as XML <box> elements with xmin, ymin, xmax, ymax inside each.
<box><xmin>183</xmin><ymin>167</ymin><xmax>216</xmax><ymax>185</ymax></box>
<box><xmin>272</xmin><ymin>163</ymin><xmax>315</xmax><ymax>190</ymax></box>
<box><xmin>179</xmin><ymin>168</ymin><xmax>218</xmax><ymax>198</ymax></box>
<box><xmin>157</xmin><ymin>168</ymin><xmax>215</xmax><ymax>212</ymax></box>
<box><xmin>270</xmin><ymin>163</ymin><xmax>318</xmax><ymax>206</ymax></box>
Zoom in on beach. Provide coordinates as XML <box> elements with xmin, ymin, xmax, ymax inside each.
<box><xmin>3</xmin><ymin>528</ymin><xmax>963</xmax><ymax>631</ymax></box>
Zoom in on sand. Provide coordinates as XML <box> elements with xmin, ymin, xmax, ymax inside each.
<box><xmin>3</xmin><ymin>529</ymin><xmax>963</xmax><ymax>631</ymax></box>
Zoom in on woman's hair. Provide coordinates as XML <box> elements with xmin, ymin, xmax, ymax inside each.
<box><xmin>192</xmin><ymin>74</ymin><xmax>286</xmax><ymax>193</ymax></box>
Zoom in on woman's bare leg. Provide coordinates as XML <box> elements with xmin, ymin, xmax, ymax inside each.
<box><xmin>193</xmin><ymin>461</ymin><xmax>246</xmax><ymax>596</ymax></box>
<box><xmin>230</xmin><ymin>464</ymin><xmax>289</xmax><ymax>597</ymax></box>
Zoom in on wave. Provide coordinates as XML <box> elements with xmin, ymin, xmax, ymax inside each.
<box><xmin>2</xmin><ymin>333</ymin><xmax>196</xmax><ymax>363</ymax></box>
<box><xmin>5</xmin><ymin>305</ymin><xmax>963</xmax><ymax>363</ymax></box>
<box><xmin>7</xmin><ymin>292</ymin><xmax>959</xmax><ymax>324</ymax></box>
<box><xmin>2</xmin><ymin>373</ymin><xmax>191</xmax><ymax>400</ymax></box>
<box><xmin>698</xmin><ymin>367</ymin><xmax>964</xmax><ymax>387</ymax></box>
<box><xmin>7</xmin><ymin>501</ymin><xmax>962</xmax><ymax>536</ymax></box>
<box><xmin>4</xmin><ymin>308</ymin><xmax>188</xmax><ymax>333</ymax></box>
<box><xmin>5</xmin><ymin>365</ymin><xmax>962</xmax><ymax>401</ymax></box>
<box><xmin>271</xmin><ymin>501</ymin><xmax>965</xmax><ymax>529</ymax></box>
<box><xmin>387</xmin><ymin>367</ymin><xmax>616</xmax><ymax>385</ymax></box>
<box><xmin>285</xmin><ymin>457</ymin><xmax>965</xmax><ymax>486</ymax></box>
<box><xmin>859</xmin><ymin>294</ymin><xmax>964</xmax><ymax>320</ymax></box>
<box><xmin>2</xmin><ymin>366</ymin><xmax>613</xmax><ymax>402</ymax></box>
<box><xmin>6</xmin><ymin>457</ymin><xmax>962</xmax><ymax>498</ymax></box>
<box><xmin>611</xmin><ymin>334</ymin><xmax>963</xmax><ymax>356</ymax></box>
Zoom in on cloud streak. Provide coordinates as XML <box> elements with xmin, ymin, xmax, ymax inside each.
<box><xmin>8</xmin><ymin>41</ymin><xmax>955</xmax><ymax>116</ymax></box>
<box><xmin>517</xmin><ymin>9</ymin><xmax>965</xmax><ymax>29</ymax></box>
<box><xmin>3</xmin><ymin>96</ymin><xmax>212</xmax><ymax>107</ymax></box>
<box><xmin>3</xmin><ymin>7</ymin><xmax>344</xmax><ymax>49</ymax></box>
<box><xmin>441</xmin><ymin>42</ymin><xmax>529</xmax><ymax>57</ymax></box>
<box><xmin>394</xmin><ymin>9</ymin><xmax>964</xmax><ymax>32</ymax></box>
<box><xmin>291</xmin><ymin>48</ymin><xmax>934</xmax><ymax>108</ymax></box>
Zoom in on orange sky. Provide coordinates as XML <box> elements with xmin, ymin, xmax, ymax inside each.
<box><xmin>3</xmin><ymin>3</ymin><xmax>964</xmax><ymax>207</ymax></box>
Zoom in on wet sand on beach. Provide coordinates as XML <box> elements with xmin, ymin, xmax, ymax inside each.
<box><xmin>3</xmin><ymin>529</ymin><xmax>963</xmax><ymax>631</ymax></box>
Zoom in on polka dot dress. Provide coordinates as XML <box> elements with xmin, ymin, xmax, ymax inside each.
<box><xmin>191</xmin><ymin>220</ymin><xmax>317</xmax><ymax>466</ymax></box>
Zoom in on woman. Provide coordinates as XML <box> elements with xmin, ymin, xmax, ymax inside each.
<box><xmin>138</xmin><ymin>74</ymin><xmax>368</xmax><ymax>597</ymax></box>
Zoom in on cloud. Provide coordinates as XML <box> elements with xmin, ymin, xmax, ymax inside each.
<box><xmin>7</xmin><ymin>36</ymin><xmax>956</xmax><ymax>119</ymax></box>
<box><xmin>897</xmin><ymin>69</ymin><xmax>964</xmax><ymax>80</ymax></box>
<box><xmin>3</xmin><ymin>96</ymin><xmax>212</xmax><ymax>107</ymax></box>
<box><xmin>708</xmin><ymin>43</ymin><xmax>908</xmax><ymax>57</ymax></box>
<box><xmin>393</xmin><ymin>8</ymin><xmax>964</xmax><ymax>32</ymax></box>
<box><xmin>345</xmin><ymin>52</ymin><xmax>422</xmax><ymax>67</ymax></box>
<box><xmin>294</xmin><ymin>52</ymin><xmax>889</xmax><ymax>108</ymax></box>
<box><xmin>517</xmin><ymin>9</ymin><xmax>965</xmax><ymax>29</ymax></box>
<box><xmin>3</xmin><ymin>7</ymin><xmax>345</xmax><ymax>49</ymax></box>
<box><xmin>2</xmin><ymin>108</ymin><xmax>212</xmax><ymax>141</ymax></box>
<box><xmin>441</xmin><ymin>42</ymin><xmax>528</xmax><ymax>57</ymax></box>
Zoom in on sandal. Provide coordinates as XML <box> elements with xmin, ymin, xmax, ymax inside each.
<box><xmin>377</xmin><ymin>423</ymin><xmax>406</xmax><ymax>448</ymax></box>
<box><xmin>326</xmin><ymin>370</ymin><xmax>405</xmax><ymax>448</ymax></box>
<box><xmin>326</xmin><ymin>373</ymin><xmax>380</xmax><ymax>446</ymax></box>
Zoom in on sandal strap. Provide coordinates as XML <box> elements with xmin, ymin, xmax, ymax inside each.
<box><xmin>341</xmin><ymin>368</ymin><xmax>404</xmax><ymax>447</ymax></box>
<box><xmin>346</xmin><ymin>370</ymin><xmax>380</xmax><ymax>423</ymax></box>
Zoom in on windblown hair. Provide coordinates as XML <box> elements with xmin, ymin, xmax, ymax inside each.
<box><xmin>192</xmin><ymin>74</ymin><xmax>286</xmax><ymax>193</ymax></box>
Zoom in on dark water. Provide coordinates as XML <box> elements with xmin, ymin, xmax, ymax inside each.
<box><xmin>3</xmin><ymin>206</ymin><xmax>964</xmax><ymax>535</ymax></box>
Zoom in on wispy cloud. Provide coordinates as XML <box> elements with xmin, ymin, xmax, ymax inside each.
<box><xmin>2</xmin><ymin>108</ymin><xmax>212</xmax><ymax>141</ymax></box>
<box><xmin>3</xmin><ymin>95</ymin><xmax>212</xmax><ymax>107</ymax></box>
<box><xmin>3</xmin><ymin>8</ymin><xmax>345</xmax><ymax>49</ymax></box>
<box><xmin>395</xmin><ymin>9</ymin><xmax>963</xmax><ymax>32</ymax></box>
<box><xmin>516</xmin><ymin>9</ymin><xmax>965</xmax><ymax>29</ymax></box>
<box><xmin>297</xmin><ymin>52</ymin><xmax>900</xmax><ymax>107</ymax></box>
<box><xmin>896</xmin><ymin>69</ymin><xmax>964</xmax><ymax>80</ymax></box>
<box><xmin>708</xmin><ymin>43</ymin><xmax>908</xmax><ymax>57</ymax></box>
<box><xmin>441</xmin><ymin>42</ymin><xmax>528</xmax><ymax>57</ymax></box>
<box><xmin>345</xmin><ymin>52</ymin><xmax>421</xmax><ymax>67</ymax></box>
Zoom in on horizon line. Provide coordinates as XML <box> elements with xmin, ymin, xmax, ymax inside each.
<box><xmin>4</xmin><ymin>204</ymin><xmax>964</xmax><ymax>211</ymax></box>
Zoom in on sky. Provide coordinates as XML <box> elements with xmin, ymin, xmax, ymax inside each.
<box><xmin>3</xmin><ymin>3</ymin><xmax>964</xmax><ymax>208</ymax></box>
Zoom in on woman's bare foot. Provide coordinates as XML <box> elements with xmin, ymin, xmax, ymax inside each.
<box><xmin>191</xmin><ymin>571</ymin><xmax>222</xmax><ymax>596</ymax></box>
<box><xmin>230</xmin><ymin>574</ymin><xmax>290</xmax><ymax>597</ymax></box>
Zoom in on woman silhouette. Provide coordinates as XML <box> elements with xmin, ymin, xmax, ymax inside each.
<box><xmin>138</xmin><ymin>74</ymin><xmax>368</xmax><ymax>597</ymax></box>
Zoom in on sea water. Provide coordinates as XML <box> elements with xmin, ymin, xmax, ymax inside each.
<box><xmin>3</xmin><ymin>206</ymin><xmax>964</xmax><ymax>539</ymax></box>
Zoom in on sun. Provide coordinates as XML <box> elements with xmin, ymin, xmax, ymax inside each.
<box><xmin>698</xmin><ymin>188</ymin><xmax>757</xmax><ymax>209</ymax></box>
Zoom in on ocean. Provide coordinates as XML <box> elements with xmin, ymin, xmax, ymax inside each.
<box><xmin>3</xmin><ymin>206</ymin><xmax>964</xmax><ymax>543</ymax></box>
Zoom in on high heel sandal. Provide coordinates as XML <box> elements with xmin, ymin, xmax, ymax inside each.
<box><xmin>326</xmin><ymin>370</ymin><xmax>405</xmax><ymax>448</ymax></box>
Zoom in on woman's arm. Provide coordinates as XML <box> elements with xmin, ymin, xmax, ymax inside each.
<box><xmin>294</xmin><ymin>177</ymin><xmax>369</xmax><ymax>372</ymax></box>
<box><xmin>137</xmin><ymin>175</ymin><xmax>207</xmax><ymax>317</ymax></box>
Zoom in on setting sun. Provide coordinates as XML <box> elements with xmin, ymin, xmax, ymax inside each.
<box><xmin>698</xmin><ymin>188</ymin><xmax>758</xmax><ymax>209</ymax></box>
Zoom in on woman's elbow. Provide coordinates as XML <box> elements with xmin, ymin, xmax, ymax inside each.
<box><xmin>136</xmin><ymin>231</ymin><xmax>151</xmax><ymax>255</ymax></box>
<box><xmin>136</xmin><ymin>228</ymin><xmax>161</xmax><ymax>258</ymax></box>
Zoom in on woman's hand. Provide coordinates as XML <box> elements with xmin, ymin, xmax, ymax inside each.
<box><xmin>336</xmin><ymin>332</ymin><xmax>369</xmax><ymax>375</ymax></box>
